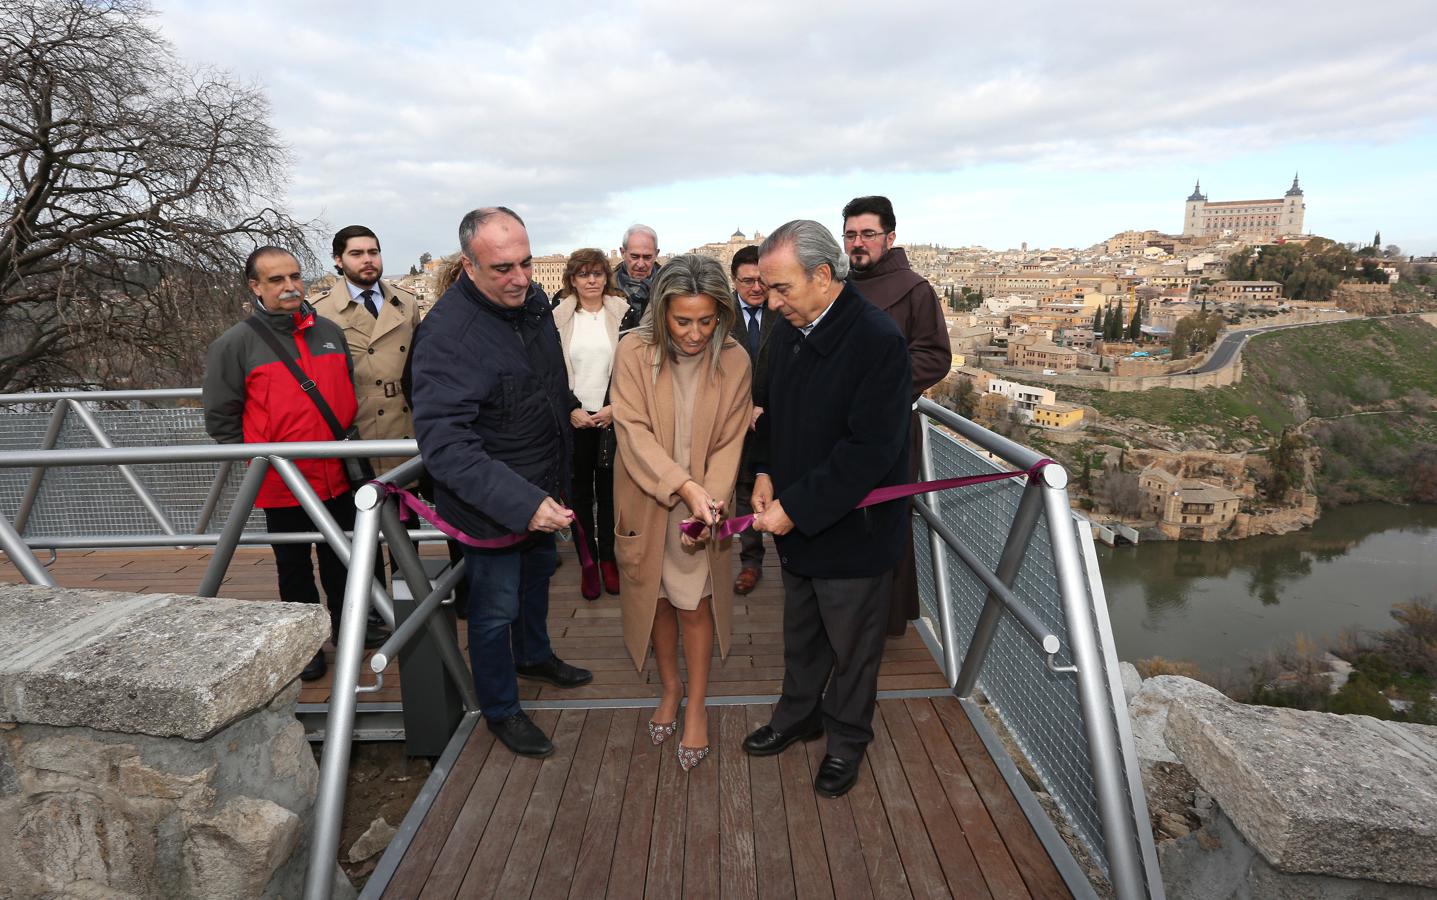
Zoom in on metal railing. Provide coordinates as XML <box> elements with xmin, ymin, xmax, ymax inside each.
<box><xmin>912</xmin><ymin>397</ymin><xmax>1163</xmax><ymax>900</ymax></box>
<box><xmin>0</xmin><ymin>389</ymin><xmax>1164</xmax><ymax>899</ymax></box>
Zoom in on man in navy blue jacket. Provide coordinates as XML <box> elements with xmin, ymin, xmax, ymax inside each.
<box><xmin>410</xmin><ymin>207</ymin><xmax>592</xmax><ymax>758</ymax></box>
<box><xmin>743</xmin><ymin>220</ymin><xmax>911</xmax><ymax>799</ymax></box>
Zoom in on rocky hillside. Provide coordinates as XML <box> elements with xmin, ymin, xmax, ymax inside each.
<box><xmin>1048</xmin><ymin>316</ymin><xmax>1437</xmax><ymax>506</ymax></box>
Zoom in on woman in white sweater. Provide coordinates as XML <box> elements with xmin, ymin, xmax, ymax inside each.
<box><xmin>552</xmin><ymin>248</ymin><xmax>633</xmax><ymax>599</ymax></box>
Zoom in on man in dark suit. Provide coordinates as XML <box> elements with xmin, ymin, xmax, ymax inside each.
<box><xmin>743</xmin><ymin>220</ymin><xmax>912</xmax><ymax>799</ymax></box>
<box><xmin>731</xmin><ymin>244</ymin><xmax>778</xmax><ymax>595</ymax></box>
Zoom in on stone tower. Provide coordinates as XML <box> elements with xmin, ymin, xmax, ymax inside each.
<box><xmin>1281</xmin><ymin>173</ymin><xmax>1305</xmax><ymax>235</ymax></box>
<box><xmin>1182</xmin><ymin>180</ymin><xmax>1207</xmax><ymax>236</ymax></box>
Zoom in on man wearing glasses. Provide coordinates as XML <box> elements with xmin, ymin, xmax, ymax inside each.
<box><xmin>841</xmin><ymin>195</ymin><xmax>952</xmax><ymax>638</ymax></box>
<box><xmin>730</xmin><ymin>245</ymin><xmax>777</xmax><ymax>595</ymax></box>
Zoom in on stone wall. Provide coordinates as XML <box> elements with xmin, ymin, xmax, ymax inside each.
<box><xmin>1126</xmin><ymin>671</ymin><xmax>1437</xmax><ymax>898</ymax></box>
<box><xmin>0</xmin><ymin>584</ymin><xmax>346</xmax><ymax>899</ymax></box>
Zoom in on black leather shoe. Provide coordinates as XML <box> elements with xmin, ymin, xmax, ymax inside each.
<box><xmin>487</xmin><ymin>712</ymin><xmax>554</xmax><ymax>758</ymax></box>
<box><xmin>300</xmin><ymin>651</ymin><xmax>327</xmax><ymax>682</ymax></box>
<box><xmin>364</xmin><ymin>613</ymin><xmax>390</xmax><ymax>649</ymax></box>
<box><xmin>742</xmin><ymin>719</ymin><xmax>823</xmax><ymax>757</ymax></box>
<box><xmin>814</xmin><ymin>754</ymin><xmax>860</xmax><ymax>798</ymax></box>
<box><xmin>515</xmin><ymin>655</ymin><xmax>593</xmax><ymax>688</ymax></box>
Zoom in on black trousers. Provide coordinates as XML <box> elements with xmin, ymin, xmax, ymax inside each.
<box><xmin>734</xmin><ymin>446</ymin><xmax>767</xmax><ymax>568</ymax></box>
<box><xmin>570</xmin><ymin>426</ymin><xmax>615</xmax><ymax>563</ymax></box>
<box><xmin>264</xmin><ymin>493</ymin><xmax>378</xmax><ymax>632</ymax></box>
<box><xmin>770</xmin><ymin>570</ymin><xmax>892</xmax><ymax>761</ymax></box>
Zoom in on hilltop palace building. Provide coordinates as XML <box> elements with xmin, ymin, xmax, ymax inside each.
<box><xmin>1182</xmin><ymin>175</ymin><xmax>1305</xmax><ymax>241</ymax></box>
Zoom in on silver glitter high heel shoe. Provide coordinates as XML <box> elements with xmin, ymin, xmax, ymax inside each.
<box><xmin>676</xmin><ymin>742</ymin><xmax>710</xmax><ymax>772</ymax></box>
<box><xmin>647</xmin><ymin>718</ymin><xmax>679</xmax><ymax>746</ymax></box>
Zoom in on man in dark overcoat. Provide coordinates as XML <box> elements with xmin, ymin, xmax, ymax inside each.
<box><xmin>743</xmin><ymin>220</ymin><xmax>912</xmax><ymax>799</ymax></box>
<box><xmin>842</xmin><ymin>195</ymin><xmax>952</xmax><ymax>636</ymax></box>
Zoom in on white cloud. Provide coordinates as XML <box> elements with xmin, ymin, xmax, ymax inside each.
<box><xmin>153</xmin><ymin>0</ymin><xmax>1437</xmax><ymax>262</ymax></box>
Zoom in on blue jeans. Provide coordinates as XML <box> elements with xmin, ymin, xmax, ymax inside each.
<box><xmin>461</xmin><ymin>533</ymin><xmax>557</xmax><ymax>721</ymax></box>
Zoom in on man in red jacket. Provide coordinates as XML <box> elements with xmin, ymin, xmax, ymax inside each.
<box><xmin>842</xmin><ymin>196</ymin><xmax>953</xmax><ymax>637</ymax></box>
<box><xmin>203</xmin><ymin>246</ymin><xmax>382</xmax><ymax>681</ymax></box>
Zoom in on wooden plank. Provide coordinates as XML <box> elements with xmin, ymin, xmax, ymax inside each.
<box><xmin>931</xmin><ymin>699</ymin><xmax>1072</xmax><ymax>900</ymax></box>
<box><xmin>382</xmin><ymin>723</ymin><xmax>496</xmax><ymax>898</ymax></box>
<box><xmin>607</xmin><ymin>707</ymin><xmax>662</xmax><ymax>899</ymax></box>
<box><xmin>840</xmin><ymin>743</ymin><xmax>912</xmax><ymax>900</ymax></box>
<box><xmin>879</xmin><ymin>699</ymin><xmax>991</xmax><ymax>899</ymax></box>
<box><xmin>717</xmin><ymin>705</ymin><xmax>758</xmax><ymax>900</ymax></box>
<box><xmin>453</xmin><ymin>710</ymin><xmax>558</xmax><ymax>900</ymax></box>
<box><xmin>643</xmin><ymin>725</ymin><xmax>688</xmax><ymax>900</ymax></box>
<box><xmin>905</xmin><ymin>698</ymin><xmax>1030</xmax><ymax>899</ymax></box>
<box><xmin>416</xmin><ymin>735</ymin><xmax>517</xmax><ymax>900</ymax></box>
<box><xmin>568</xmin><ymin>708</ymin><xmax>638</xmax><ymax>899</ymax></box>
<box><xmin>487</xmin><ymin>709</ymin><xmax>586</xmax><ymax>899</ymax></box>
<box><xmin>777</xmin><ymin>727</ymin><xmax>833</xmax><ymax>900</ymax></box>
<box><xmin>683</xmin><ymin>711</ymin><xmax>721</xmax><ymax>899</ymax></box>
<box><xmin>864</xmin><ymin>704</ymin><xmax>950</xmax><ymax>899</ymax></box>
<box><xmin>745</xmin><ymin>704</ymin><xmax>796</xmax><ymax>900</ymax></box>
<box><xmin>803</xmin><ymin>738</ymin><xmax>874</xmax><ymax>900</ymax></box>
<box><xmin>530</xmin><ymin>708</ymin><xmax>614</xmax><ymax>898</ymax></box>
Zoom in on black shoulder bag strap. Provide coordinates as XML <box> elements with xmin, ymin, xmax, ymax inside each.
<box><xmin>244</xmin><ymin>317</ymin><xmax>375</xmax><ymax>487</ymax></box>
<box><xmin>244</xmin><ymin>317</ymin><xmax>347</xmax><ymax>439</ymax></box>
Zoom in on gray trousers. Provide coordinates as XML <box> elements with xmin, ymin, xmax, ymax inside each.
<box><xmin>734</xmin><ymin>464</ymin><xmax>766</xmax><ymax>568</ymax></box>
<box><xmin>770</xmin><ymin>569</ymin><xmax>892</xmax><ymax>761</ymax></box>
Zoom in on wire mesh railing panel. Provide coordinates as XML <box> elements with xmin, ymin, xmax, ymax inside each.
<box><xmin>0</xmin><ymin>406</ymin><xmax>266</xmax><ymax>537</ymax></box>
<box><xmin>915</xmin><ymin>424</ymin><xmax>1108</xmax><ymax>873</ymax></box>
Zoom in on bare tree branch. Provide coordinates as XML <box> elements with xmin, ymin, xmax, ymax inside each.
<box><xmin>0</xmin><ymin>0</ymin><xmax>316</xmax><ymax>391</ymax></box>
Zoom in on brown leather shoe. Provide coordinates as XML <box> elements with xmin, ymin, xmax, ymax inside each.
<box><xmin>734</xmin><ymin>567</ymin><xmax>761</xmax><ymax>595</ymax></box>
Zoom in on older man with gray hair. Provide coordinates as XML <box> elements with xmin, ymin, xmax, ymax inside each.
<box><xmin>615</xmin><ymin>223</ymin><xmax>660</xmax><ymax>323</ymax></box>
<box><xmin>742</xmin><ymin>220</ymin><xmax>912</xmax><ymax>799</ymax></box>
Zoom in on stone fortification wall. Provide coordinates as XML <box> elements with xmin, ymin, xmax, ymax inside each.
<box><xmin>0</xmin><ymin>584</ymin><xmax>346</xmax><ymax>899</ymax></box>
<box><xmin>986</xmin><ymin>364</ymin><xmax>1242</xmax><ymax>393</ymax></box>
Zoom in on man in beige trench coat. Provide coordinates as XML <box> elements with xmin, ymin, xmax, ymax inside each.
<box><xmin>313</xmin><ymin>224</ymin><xmax>420</xmax><ymax>475</ymax></box>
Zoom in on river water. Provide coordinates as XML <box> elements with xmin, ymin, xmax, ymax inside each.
<box><xmin>1096</xmin><ymin>503</ymin><xmax>1437</xmax><ymax>672</ymax></box>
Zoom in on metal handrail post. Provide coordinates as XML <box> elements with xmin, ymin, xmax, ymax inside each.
<box><xmin>196</xmin><ymin>457</ymin><xmax>269</xmax><ymax>597</ymax></box>
<box><xmin>1041</xmin><ymin>468</ymin><xmax>1148</xmax><ymax>900</ymax></box>
<box><xmin>0</xmin><ymin>513</ymin><xmax>56</xmax><ymax>586</ymax></box>
<box><xmin>376</xmin><ymin>499</ymin><xmax>479</xmax><ymax>711</ymax></box>
<box><xmin>269</xmin><ymin>456</ymin><xmax>396</xmax><ymax>628</ymax></box>
<box><xmin>14</xmin><ymin>401</ymin><xmax>70</xmax><ymax>534</ymax></box>
<box><xmin>370</xmin><ymin>561</ymin><xmax>468</xmax><ymax>672</ymax></box>
<box><xmin>919</xmin><ymin>418</ymin><xmax>960</xmax><ymax>684</ymax></box>
<box><xmin>303</xmin><ymin>486</ymin><xmax>382</xmax><ymax>900</ymax></box>
<box><xmin>194</xmin><ymin>460</ymin><xmax>235</xmax><ymax>534</ymax></box>
<box><xmin>953</xmin><ymin>475</ymin><xmax>1046</xmax><ymax>698</ymax></box>
<box><xmin>65</xmin><ymin>399</ymin><xmax>178</xmax><ymax>535</ymax></box>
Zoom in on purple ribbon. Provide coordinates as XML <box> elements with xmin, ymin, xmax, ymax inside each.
<box><xmin>679</xmin><ymin>459</ymin><xmax>1054</xmax><ymax>541</ymax></box>
<box><xmin>374</xmin><ymin>482</ymin><xmax>593</xmax><ymax>569</ymax></box>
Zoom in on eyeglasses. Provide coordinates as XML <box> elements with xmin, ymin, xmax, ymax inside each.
<box><xmin>735</xmin><ymin>277</ymin><xmax>763</xmax><ymax>288</ymax></box>
<box><xmin>842</xmin><ymin>229</ymin><xmax>889</xmax><ymax>242</ymax></box>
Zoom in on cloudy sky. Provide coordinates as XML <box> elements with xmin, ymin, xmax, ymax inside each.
<box><xmin>155</xmin><ymin>1</ymin><xmax>1437</xmax><ymax>269</ymax></box>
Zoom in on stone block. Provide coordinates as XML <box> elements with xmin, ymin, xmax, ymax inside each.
<box><xmin>16</xmin><ymin>790</ymin><xmax>154</xmax><ymax>895</ymax></box>
<box><xmin>348</xmin><ymin>816</ymin><xmax>397</xmax><ymax>863</ymax></box>
<box><xmin>118</xmin><ymin>757</ymin><xmax>216</xmax><ymax>811</ymax></box>
<box><xmin>1119</xmin><ymin>661</ymin><xmax>1142</xmax><ymax>704</ymax></box>
<box><xmin>1163</xmin><ymin>678</ymin><xmax>1437</xmax><ymax>888</ymax></box>
<box><xmin>0</xmin><ymin>584</ymin><xmax>328</xmax><ymax>739</ymax></box>
<box><xmin>183</xmin><ymin>796</ymin><xmax>300</xmax><ymax>898</ymax></box>
<box><xmin>1127</xmin><ymin>674</ymin><xmax>1213</xmax><ymax>764</ymax></box>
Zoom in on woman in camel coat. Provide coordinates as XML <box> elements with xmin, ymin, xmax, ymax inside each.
<box><xmin>610</xmin><ymin>254</ymin><xmax>751</xmax><ymax>771</ymax></box>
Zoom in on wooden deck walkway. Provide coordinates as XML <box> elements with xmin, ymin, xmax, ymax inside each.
<box><xmin>383</xmin><ymin>697</ymin><xmax>1072</xmax><ymax>899</ymax></box>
